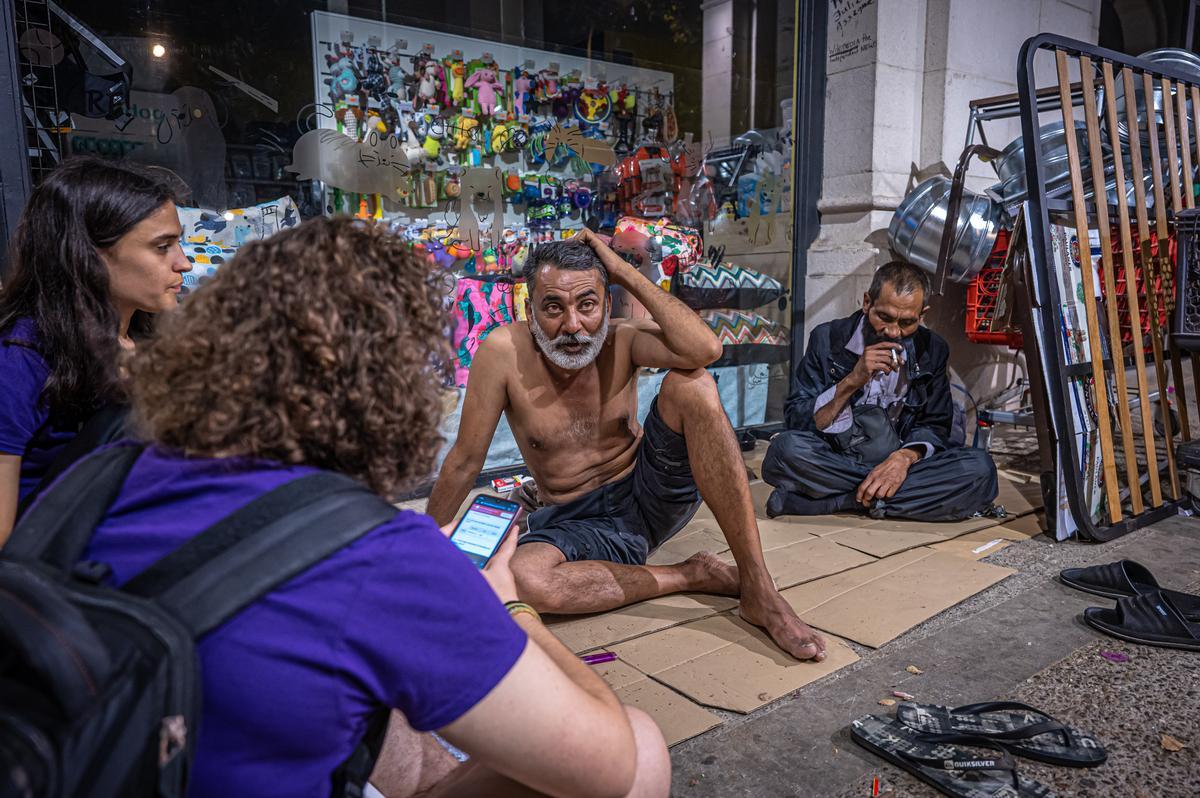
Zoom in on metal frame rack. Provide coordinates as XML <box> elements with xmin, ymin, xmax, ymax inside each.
<box><xmin>1017</xmin><ymin>35</ymin><xmax>1196</xmax><ymax>540</ymax></box>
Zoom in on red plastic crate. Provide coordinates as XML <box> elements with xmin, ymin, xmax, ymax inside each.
<box><xmin>1100</xmin><ymin>229</ymin><xmax>1172</xmax><ymax>353</ymax></box>
<box><xmin>965</xmin><ymin>230</ymin><xmax>1024</xmax><ymax>348</ymax></box>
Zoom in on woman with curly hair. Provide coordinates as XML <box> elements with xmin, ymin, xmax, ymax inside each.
<box><xmin>0</xmin><ymin>157</ymin><xmax>191</xmax><ymax>541</ymax></box>
<box><xmin>58</xmin><ymin>217</ymin><xmax>668</xmax><ymax>798</ymax></box>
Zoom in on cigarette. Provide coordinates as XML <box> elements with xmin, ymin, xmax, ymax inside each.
<box><xmin>890</xmin><ymin>348</ymin><xmax>898</xmax><ymax>368</ymax></box>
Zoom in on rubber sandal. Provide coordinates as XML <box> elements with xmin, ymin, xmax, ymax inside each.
<box><xmin>850</xmin><ymin>715</ymin><xmax>1056</xmax><ymax>798</ymax></box>
<box><xmin>1059</xmin><ymin>561</ymin><xmax>1200</xmax><ymax>619</ymax></box>
<box><xmin>895</xmin><ymin>701</ymin><xmax>1106</xmax><ymax>768</ymax></box>
<box><xmin>1059</xmin><ymin>560</ymin><xmax>1162</xmax><ymax>599</ymax></box>
<box><xmin>1083</xmin><ymin>591</ymin><xmax>1200</xmax><ymax>652</ymax></box>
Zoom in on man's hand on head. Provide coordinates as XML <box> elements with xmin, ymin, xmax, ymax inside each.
<box><xmin>855</xmin><ymin>447</ymin><xmax>919</xmax><ymax>506</ymax></box>
<box><xmin>574</xmin><ymin>227</ymin><xmax>635</xmax><ymax>286</ymax></box>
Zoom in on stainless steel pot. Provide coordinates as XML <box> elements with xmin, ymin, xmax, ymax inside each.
<box><xmin>1102</xmin><ymin>48</ymin><xmax>1200</xmax><ymax>152</ymax></box>
<box><xmin>994</xmin><ymin>121</ymin><xmax>1094</xmax><ymax>204</ymax></box>
<box><xmin>888</xmin><ymin>176</ymin><xmax>1003</xmax><ymax>283</ymax></box>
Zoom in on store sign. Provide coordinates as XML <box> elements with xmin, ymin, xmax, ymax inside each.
<box><xmin>68</xmin><ymin>86</ymin><xmax>228</xmax><ymax>208</ymax></box>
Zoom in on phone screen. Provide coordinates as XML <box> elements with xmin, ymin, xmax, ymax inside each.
<box><xmin>449</xmin><ymin>495</ymin><xmax>520</xmax><ymax>568</ymax></box>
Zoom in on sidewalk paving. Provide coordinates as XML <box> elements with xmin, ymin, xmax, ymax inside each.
<box><xmin>669</xmin><ymin>514</ymin><xmax>1200</xmax><ymax>797</ymax></box>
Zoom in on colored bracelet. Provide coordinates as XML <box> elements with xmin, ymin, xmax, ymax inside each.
<box><xmin>505</xmin><ymin>600</ymin><xmax>541</xmax><ymax>623</ymax></box>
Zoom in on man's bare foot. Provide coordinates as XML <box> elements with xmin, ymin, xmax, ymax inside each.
<box><xmin>681</xmin><ymin>551</ymin><xmax>741</xmax><ymax>596</ymax></box>
<box><xmin>739</xmin><ymin>590</ymin><xmax>828</xmax><ymax>661</ymax></box>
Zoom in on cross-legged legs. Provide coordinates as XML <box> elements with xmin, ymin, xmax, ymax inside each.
<box><xmin>763</xmin><ymin>429</ymin><xmax>998</xmax><ymax>521</ymax></box>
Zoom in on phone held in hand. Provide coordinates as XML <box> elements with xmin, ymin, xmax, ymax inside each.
<box><xmin>449</xmin><ymin>494</ymin><xmax>522</xmax><ymax>568</ymax></box>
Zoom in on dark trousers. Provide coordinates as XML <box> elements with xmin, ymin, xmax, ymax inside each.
<box><xmin>762</xmin><ymin>430</ymin><xmax>998</xmax><ymax>522</ymax></box>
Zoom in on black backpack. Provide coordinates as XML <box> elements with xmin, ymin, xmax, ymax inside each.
<box><xmin>0</xmin><ymin>444</ymin><xmax>398</xmax><ymax>797</ymax></box>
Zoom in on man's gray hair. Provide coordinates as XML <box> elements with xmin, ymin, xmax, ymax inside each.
<box><xmin>868</xmin><ymin>260</ymin><xmax>931</xmax><ymax>305</ymax></box>
<box><xmin>525</xmin><ymin>241</ymin><xmax>609</xmax><ymax>295</ymax></box>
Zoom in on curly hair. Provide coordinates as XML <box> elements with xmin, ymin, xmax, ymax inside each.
<box><xmin>129</xmin><ymin>217</ymin><xmax>451</xmax><ymax>498</ymax></box>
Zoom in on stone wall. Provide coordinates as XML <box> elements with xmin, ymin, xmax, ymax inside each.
<box><xmin>809</xmin><ymin>0</ymin><xmax>1102</xmax><ymax>407</ymax></box>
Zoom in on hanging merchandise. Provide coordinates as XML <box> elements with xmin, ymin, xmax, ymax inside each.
<box><xmin>177</xmin><ymin>197</ymin><xmax>301</xmax><ymax>296</ymax></box>
<box><xmin>450</xmin><ymin>278</ymin><xmax>515</xmax><ymax>386</ymax></box>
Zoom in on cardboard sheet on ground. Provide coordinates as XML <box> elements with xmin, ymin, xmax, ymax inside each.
<box><xmin>610</xmin><ymin>613</ymin><xmax>859</xmax><ymax>713</ymax></box>
<box><xmin>828</xmin><ymin>515</ymin><xmax>997</xmax><ymax>558</ymax></box>
<box><xmin>927</xmin><ymin>530</ymin><xmax>1021</xmax><ymax>560</ymax></box>
<box><xmin>595</xmin><ymin>659</ymin><xmax>721</xmax><ymax>745</ymax></box>
<box><xmin>646</xmin><ymin>522</ymin><xmax>730</xmax><ymax>565</ymax></box>
<box><xmin>780</xmin><ymin>548</ymin><xmax>1015</xmax><ymax>648</ymax></box>
<box><xmin>994</xmin><ymin>474</ymin><xmax>1042</xmax><ymax>517</ymax></box>
<box><xmin>718</xmin><ymin>534</ymin><xmax>875</xmax><ymax>589</ymax></box>
<box><xmin>546</xmin><ymin>593</ymin><xmax>738</xmax><ymax>653</ymax></box>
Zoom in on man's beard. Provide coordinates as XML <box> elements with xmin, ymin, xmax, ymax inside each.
<box><xmin>530</xmin><ymin>313</ymin><xmax>609</xmax><ymax>370</ymax></box>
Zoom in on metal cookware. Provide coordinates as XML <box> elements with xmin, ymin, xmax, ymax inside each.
<box><xmin>994</xmin><ymin>121</ymin><xmax>1095</xmax><ymax>204</ymax></box>
<box><xmin>1102</xmin><ymin>48</ymin><xmax>1200</xmax><ymax>153</ymax></box>
<box><xmin>888</xmin><ymin>175</ymin><xmax>1003</xmax><ymax>283</ymax></box>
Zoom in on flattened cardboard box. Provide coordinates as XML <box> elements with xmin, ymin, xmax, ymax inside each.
<box><xmin>781</xmin><ymin>548</ymin><xmax>1015</xmax><ymax>648</ymax></box>
<box><xmin>828</xmin><ymin>515</ymin><xmax>997</xmax><ymax>558</ymax></box>
<box><xmin>719</xmin><ymin>534</ymin><xmax>875</xmax><ymax>590</ymax></box>
<box><xmin>929</xmin><ymin>517</ymin><xmax>1042</xmax><ymax>560</ymax></box>
<box><xmin>611</xmin><ymin>613</ymin><xmax>860</xmax><ymax>714</ymax></box>
<box><xmin>595</xmin><ymin>659</ymin><xmax>721</xmax><ymax>746</ymax></box>
<box><xmin>646</xmin><ymin>522</ymin><xmax>730</xmax><ymax>565</ymax></box>
<box><xmin>546</xmin><ymin>593</ymin><xmax>737</xmax><ymax>653</ymax></box>
<box><xmin>994</xmin><ymin>473</ymin><xmax>1042</xmax><ymax>517</ymax></box>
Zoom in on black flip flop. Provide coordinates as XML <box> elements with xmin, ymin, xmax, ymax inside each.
<box><xmin>895</xmin><ymin>701</ymin><xmax>1106</xmax><ymax>768</ymax></box>
<box><xmin>850</xmin><ymin>715</ymin><xmax>1057</xmax><ymax>798</ymax></box>
<box><xmin>1058</xmin><ymin>560</ymin><xmax>1162</xmax><ymax>599</ymax></box>
<box><xmin>1059</xmin><ymin>560</ymin><xmax>1200</xmax><ymax>618</ymax></box>
<box><xmin>1083</xmin><ymin>591</ymin><xmax>1200</xmax><ymax>652</ymax></box>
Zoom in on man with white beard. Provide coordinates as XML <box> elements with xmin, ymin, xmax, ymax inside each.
<box><xmin>427</xmin><ymin>232</ymin><xmax>827</xmax><ymax>661</ymax></box>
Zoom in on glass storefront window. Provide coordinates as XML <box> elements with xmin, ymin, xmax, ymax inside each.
<box><xmin>13</xmin><ymin>0</ymin><xmax>800</xmax><ymax>476</ymax></box>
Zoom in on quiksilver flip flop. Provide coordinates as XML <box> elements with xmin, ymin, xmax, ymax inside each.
<box><xmin>1083</xmin><ymin>590</ymin><xmax>1200</xmax><ymax>652</ymax></box>
<box><xmin>895</xmin><ymin>701</ymin><xmax>1106</xmax><ymax>768</ymax></box>
<box><xmin>850</xmin><ymin>714</ymin><xmax>1057</xmax><ymax>798</ymax></box>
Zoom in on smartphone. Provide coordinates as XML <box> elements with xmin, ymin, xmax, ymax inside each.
<box><xmin>449</xmin><ymin>495</ymin><xmax>522</xmax><ymax>568</ymax></box>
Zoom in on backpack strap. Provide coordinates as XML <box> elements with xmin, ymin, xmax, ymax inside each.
<box><xmin>123</xmin><ymin>471</ymin><xmax>396</xmax><ymax>638</ymax></box>
<box><xmin>5</xmin><ymin>443</ymin><xmax>146</xmax><ymax>569</ymax></box>
<box><xmin>16</xmin><ymin>402</ymin><xmax>133</xmax><ymax>519</ymax></box>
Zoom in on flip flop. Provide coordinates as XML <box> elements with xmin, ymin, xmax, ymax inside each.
<box><xmin>850</xmin><ymin>715</ymin><xmax>1057</xmax><ymax>798</ymax></box>
<box><xmin>895</xmin><ymin>701</ymin><xmax>1106</xmax><ymax>768</ymax></box>
<box><xmin>1083</xmin><ymin>591</ymin><xmax>1200</xmax><ymax>652</ymax></box>
<box><xmin>1059</xmin><ymin>561</ymin><xmax>1200</xmax><ymax>618</ymax></box>
<box><xmin>1058</xmin><ymin>560</ymin><xmax>1162</xmax><ymax>599</ymax></box>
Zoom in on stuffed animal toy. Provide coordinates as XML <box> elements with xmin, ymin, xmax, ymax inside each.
<box><xmin>416</xmin><ymin>63</ymin><xmax>442</xmax><ymax>109</ymax></box>
<box><xmin>465</xmin><ymin>67</ymin><xmax>503</xmax><ymax>116</ymax></box>
<box><xmin>513</xmin><ymin>69</ymin><xmax>533</xmax><ymax>116</ymax></box>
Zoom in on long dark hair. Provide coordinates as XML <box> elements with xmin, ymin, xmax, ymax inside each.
<box><xmin>0</xmin><ymin>157</ymin><xmax>179</xmax><ymax>423</ymax></box>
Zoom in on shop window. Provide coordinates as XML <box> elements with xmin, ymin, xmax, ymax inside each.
<box><xmin>13</xmin><ymin>0</ymin><xmax>801</xmax><ymax>475</ymax></box>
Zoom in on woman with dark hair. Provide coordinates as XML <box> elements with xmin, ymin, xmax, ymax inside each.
<box><xmin>0</xmin><ymin>156</ymin><xmax>191</xmax><ymax>540</ymax></box>
<box><xmin>21</xmin><ymin>216</ymin><xmax>670</xmax><ymax>797</ymax></box>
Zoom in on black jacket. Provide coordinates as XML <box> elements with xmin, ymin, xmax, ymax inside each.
<box><xmin>783</xmin><ymin>311</ymin><xmax>954</xmax><ymax>453</ymax></box>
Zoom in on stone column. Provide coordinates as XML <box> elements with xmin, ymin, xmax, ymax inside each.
<box><xmin>806</xmin><ymin>0</ymin><xmax>1102</xmax><ymax>403</ymax></box>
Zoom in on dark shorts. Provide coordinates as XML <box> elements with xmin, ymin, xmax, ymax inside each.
<box><xmin>519</xmin><ymin>398</ymin><xmax>702</xmax><ymax>566</ymax></box>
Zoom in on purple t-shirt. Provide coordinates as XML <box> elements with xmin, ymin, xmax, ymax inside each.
<box><xmin>79</xmin><ymin>445</ymin><xmax>527</xmax><ymax>798</ymax></box>
<box><xmin>0</xmin><ymin>318</ymin><xmax>77</xmax><ymax>501</ymax></box>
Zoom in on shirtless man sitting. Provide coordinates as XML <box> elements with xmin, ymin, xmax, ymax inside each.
<box><xmin>427</xmin><ymin>232</ymin><xmax>827</xmax><ymax>661</ymax></box>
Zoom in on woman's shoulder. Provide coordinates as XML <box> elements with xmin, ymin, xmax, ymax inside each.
<box><xmin>1</xmin><ymin>316</ymin><xmax>40</xmax><ymax>346</ymax></box>
<box><xmin>0</xmin><ymin>317</ymin><xmax>50</xmax><ymax>384</ymax></box>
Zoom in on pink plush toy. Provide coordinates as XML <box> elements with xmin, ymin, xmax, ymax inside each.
<box><xmin>465</xmin><ymin>68</ymin><xmax>503</xmax><ymax>116</ymax></box>
<box><xmin>513</xmin><ymin>71</ymin><xmax>533</xmax><ymax>116</ymax></box>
